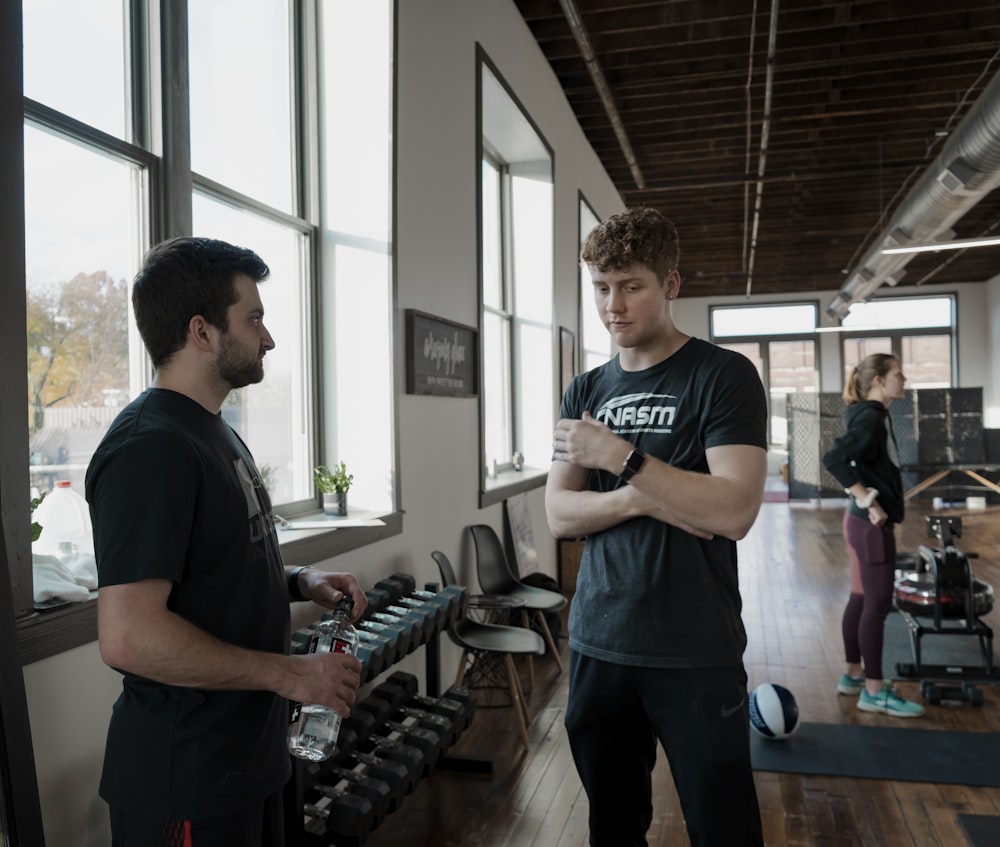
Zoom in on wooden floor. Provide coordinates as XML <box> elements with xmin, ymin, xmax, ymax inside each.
<box><xmin>362</xmin><ymin>498</ymin><xmax>1000</xmax><ymax>847</ymax></box>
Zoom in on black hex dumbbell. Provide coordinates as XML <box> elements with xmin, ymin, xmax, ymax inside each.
<box><xmin>442</xmin><ymin>685</ymin><xmax>477</xmax><ymax>728</ymax></box>
<box><xmin>302</xmin><ymin>792</ymin><xmax>373</xmax><ymax>847</ymax></box>
<box><xmin>387</xmin><ymin>601</ymin><xmax>437</xmax><ymax>642</ymax></box>
<box><xmin>326</xmin><ymin>751</ymin><xmax>409</xmax><ymax>814</ymax></box>
<box><xmin>356</xmin><ymin>626</ymin><xmax>398</xmax><ymax>668</ymax></box>
<box><xmin>394</xmin><ymin>593</ymin><xmax>446</xmax><ymax>632</ymax></box>
<box><xmin>362</xmin><ymin>610</ymin><xmax>412</xmax><ymax>656</ymax></box>
<box><xmin>377</xmin><ymin>670</ymin><xmax>466</xmax><ymax>740</ymax></box>
<box><xmin>369</xmin><ymin>686</ymin><xmax>458</xmax><ymax>748</ymax></box>
<box><xmin>360</xmin><ymin>695</ymin><xmax>442</xmax><ymax>774</ymax></box>
<box><xmin>313</xmin><ymin>766</ymin><xmax>392</xmax><ymax>831</ymax></box>
<box><xmin>355</xmin><ymin>733</ymin><xmax>423</xmax><ymax>796</ymax></box>
<box><xmin>369</xmin><ymin>609</ymin><xmax>421</xmax><ymax>652</ymax></box>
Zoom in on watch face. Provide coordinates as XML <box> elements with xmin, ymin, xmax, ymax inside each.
<box><xmin>621</xmin><ymin>449</ymin><xmax>645</xmax><ymax>480</ymax></box>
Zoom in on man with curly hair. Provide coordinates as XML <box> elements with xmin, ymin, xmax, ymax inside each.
<box><xmin>546</xmin><ymin>208</ymin><xmax>767</xmax><ymax>846</ymax></box>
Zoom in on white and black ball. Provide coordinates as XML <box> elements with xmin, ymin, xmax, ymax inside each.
<box><xmin>749</xmin><ymin>683</ymin><xmax>799</xmax><ymax>741</ymax></box>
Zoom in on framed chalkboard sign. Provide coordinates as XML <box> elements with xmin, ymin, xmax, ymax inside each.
<box><xmin>405</xmin><ymin>309</ymin><xmax>478</xmax><ymax>397</ymax></box>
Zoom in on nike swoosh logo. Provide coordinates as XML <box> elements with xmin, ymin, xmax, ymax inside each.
<box><xmin>721</xmin><ymin>697</ymin><xmax>746</xmax><ymax>718</ymax></box>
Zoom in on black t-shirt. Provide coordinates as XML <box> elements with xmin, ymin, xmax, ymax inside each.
<box><xmin>86</xmin><ymin>388</ymin><xmax>291</xmax><ymax>818</ymax></box>
<box><xmin>560</xmin><ymin>338</ymin><xmax>767</xmax><ymax>668</ymax></box>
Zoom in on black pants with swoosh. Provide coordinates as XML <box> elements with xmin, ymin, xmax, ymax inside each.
<box><xmin>565</xmin><ymin>652</ymin><xmax>763</xmax><ymax>847</ymax></box>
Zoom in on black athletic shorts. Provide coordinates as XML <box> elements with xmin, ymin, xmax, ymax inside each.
<box><xmin>108</xmin><ymin>790</ymin><xmax>284</xmax><ymax>847</ymax></box>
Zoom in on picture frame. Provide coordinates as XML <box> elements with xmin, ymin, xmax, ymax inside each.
<box><xmin>405</xmin><ymin>309</ymin><xmax>478</xmax><ymax>397</ymax></box>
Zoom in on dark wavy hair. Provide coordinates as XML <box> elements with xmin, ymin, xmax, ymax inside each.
<box><xmin>580</xmin><ymin>207</ymin><xmax>679</xmax><ymax>282</ymax></box>
<box><xmin>132</xmin><ymin>237</ymin><xmax>270</xmax><ymax>368</ymax></box>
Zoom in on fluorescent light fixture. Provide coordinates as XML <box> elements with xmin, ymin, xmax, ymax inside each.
<box><xmin>814</xmin><ymin>324</ymin><xmax>878</xmax><ymax>333</ymax></box>
<box><xmin>881</xmin><ymin>235</ymin><xmax>1000</xmax><ymax>255</ymax></box>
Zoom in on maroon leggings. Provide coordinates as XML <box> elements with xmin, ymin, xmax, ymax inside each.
<box><xmin>841</xmin><ymin>511</ymin><xmax>896</xmax><ymax>680</ymax></box>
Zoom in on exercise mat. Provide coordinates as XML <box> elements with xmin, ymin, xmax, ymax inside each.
<box><xmin>750</xmin><ymin>722</ymin><xmax>1000</xmax><ymax>786</ymax></box>
<box><xmin>958</xmin><ymin>813</ymin><xmax>1000</xmax><ymax>847</ymax></box>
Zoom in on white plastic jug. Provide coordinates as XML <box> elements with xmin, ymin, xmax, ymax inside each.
<box><xmin>32</xmin><ymin>480</ymin><xmax>94</xmax><ymax>558</ymax></box>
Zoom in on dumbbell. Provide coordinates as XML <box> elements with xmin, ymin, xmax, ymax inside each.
<box><xmin>365</xmin><ymin>589</ymin><xmax>422</xmax><ymax>644</ymax></box>
<box><xmin>380</xmin><ymin>670</ymin><xmax>469</xmax><ymax>736</ymax></box>
<box><xmin>373</xmin><ymin>576</ymin><xmax>409</xmax><ymax>602</ymax></box>
<box><xmin>377</xmin><ymin>575</ymin><xmax>450</xmax><ymax>634</ymax></box>
<box><xmin>443</xmin><ymin>685</ymin><xmax>477</xmax><ymax>728</ymax></box>
<box><xmin>356</xmin><ymin>626</ymin><xmax>399</xmax><ymax>668</ymax></box>
<box><xmin>387</xmin><ymin>601</ymin><xmax>437</xmax><ymax>643</ymax></box>
<box><xmin>354</xmin><ymin>732</ymin><xmax>424</xmax><ymax>796</ymax></box>
<box><xmin>313</xmin><ymin>766</ymin><xmax>392</xmax><ymax>831</ymax></box>
<box><xmin>413</xmin><ymin>583</ymin><xmax>464</xmax><ymax>627</ymax></box>
<box><xmin>326</xmin><ymin>751</ymin><xmax>409</xmax><ymax>814</ymax></box>
<box><xmin>360</xmin><ymin>615</ymin><xmax>411</xmax><ymax>658</ymax></box>
<box><xmin>377</xmin><ymin>598</ymin><xmax>430</xmax><ymax>645</ymax></box>
<box><xmin>359</xmin><ymin>697</ymin><xmax>442</xmax><ymax>775</ymax></box>
<box><xmin>393</xmin><ymin>593</ymin><xmax>447</xmax><ymax>633</ymax></box>
<box><xmin>302</xmin><ymin>793</ymin><xmax>373</xmax><ymax>847</ymax></box>
<box><xmin>367</xmin><ymin>609</ymin><xmax>422</xmax><ymax>653</ymax></box>
<box><xmin>368</xmin><ymin>682</ymin><xmax>458</xmax><ymax>748</ymax></box>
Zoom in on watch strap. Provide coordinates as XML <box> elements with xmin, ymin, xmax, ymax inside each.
<box><xmin>619</xmin><ymin>448</ymin><xmax>646</xmax><ymax>482</ymax></box>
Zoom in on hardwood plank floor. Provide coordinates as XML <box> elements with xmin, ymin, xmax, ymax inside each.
<box><xmin>362</xmin><ymin>499</ymin><xmax>1000</xmax><ymax>846</ymax></box>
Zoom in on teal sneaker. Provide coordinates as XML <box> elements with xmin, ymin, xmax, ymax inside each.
<box><xmin>837</xmin><ymin>673</ymin><xmax>865</xmax><ymax>695</ymax></box>
<box><xmin>857</xmin><ymin>684</ymin><xmax>925</xmax><ymax>717</ymax></box>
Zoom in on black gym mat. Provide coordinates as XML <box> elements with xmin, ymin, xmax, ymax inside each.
<box><xmin>750</xmin><ymin>722</ymin><xmax>1000</xmax><ymax>786</ymax></box>
<box><xmin>958</xmin><ymin>813</ymin><xmax>1000</xmax><ymax>847</ymax></box>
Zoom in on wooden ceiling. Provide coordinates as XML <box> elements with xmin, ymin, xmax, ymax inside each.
<box><xmin>513</xmin><ymin>0</ymin><xmax>1000</xmax><ymax>299</ymax></box>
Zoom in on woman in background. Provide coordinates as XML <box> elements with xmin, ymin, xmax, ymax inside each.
<box><xmin>823</xmin><ymin>353</ymin><xmax>924</xmax><ymax>717</ymax></box>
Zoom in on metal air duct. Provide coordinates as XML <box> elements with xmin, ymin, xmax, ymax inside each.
<box><xmin>827</xmin><ymin>66</ymin><xmax>1000</xmax><ymax>318</ymax></box>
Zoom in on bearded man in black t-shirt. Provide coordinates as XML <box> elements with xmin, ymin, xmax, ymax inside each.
<box><xmin>88</xmin><ymin>237</ymin><xmax>367</xmax><ymax>846</ymax></box>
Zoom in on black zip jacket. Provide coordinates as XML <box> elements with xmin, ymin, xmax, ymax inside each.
<box><xmin>822</xmin><ymin>399</ymin><xmax>904</xmax><ymax>525</ymax></box>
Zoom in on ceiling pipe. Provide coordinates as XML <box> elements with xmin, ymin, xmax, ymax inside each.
<box><xmin>827</xmin><ymin>66</ymin><xmax>1000</xmax><ymax>319</ymax></box>
<box><xmin>558</xmin><ymin>0</ymin><xmax>645</xmax><ymax>189</ymax></box>
<box><xmin>745</xmin><ymin>0</ymin><xmax>780</xmax><ymax>297</ymax></box>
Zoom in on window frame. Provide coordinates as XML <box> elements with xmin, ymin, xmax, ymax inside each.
<box><xmin>10</xmin><ymin>0</ymin><xmax>402</xmax><ymax>665</ymax></box>
<box><xmin>839</xmin><ymin>293</ymin><xmax>957</xmax><ymax>387</ymax></box>
<box><xmin>710</xmin><ymin>301</ymin><xmax>821</xmax><ymax>447</ymax></box>
<box><xmin>476</xmin><ymin>46</ymin><xmax>555</xmax><ymax>508</ymax></box>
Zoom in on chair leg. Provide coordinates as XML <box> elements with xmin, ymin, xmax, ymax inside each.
<box><xmin>504</xmin><ymin>653</ymin><xmax>531</xmax><ymax>749</ymax></box>
<box><xmin>455</xmin><ymin>650</ymin><xmax>470</xmax><ymax>687</ymax></box>
<box><xmin>520</xmin><ymin>609</ymin><xmax>536</xmax><ymax>692</ymax></box>
<box><xmin>508</xmin><ymin>655</ymin><xmax>532</xmax><ymax>727</ymax></box>
<box><xmin>534</xmin><ymin>610</ymin><xmax>564</xmax><ymax>673</ymax></box>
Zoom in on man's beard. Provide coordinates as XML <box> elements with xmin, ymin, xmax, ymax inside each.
<box><xmin>216</xmin><ymin>332</ymin><xmax>265</xmax><ymax>389</ymax></box>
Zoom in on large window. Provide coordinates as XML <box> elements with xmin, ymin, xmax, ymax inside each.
<box><xmin>16</xmin><ymin>1</ymin><xmax>395</xmax><ymax>645</ymax></box>
<box><xmin>479</xmin><ymin>52</ymin><xmax>554</xmax><ymax>502</ymax></box>
<box><xmin>841</xmin><ymin>295</ymin><xmax>954</xmax><ymax>388</ymax></box>
<box><xmin>712</xmin><ymin>303</ymin><xmax>819</xmax><ymax>447</ymax></box>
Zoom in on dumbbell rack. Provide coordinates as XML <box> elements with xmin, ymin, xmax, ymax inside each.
<box><xmin>284</xmin><ymin>573</ymin><xmax>475</xmax><ymax>846</ymax></box>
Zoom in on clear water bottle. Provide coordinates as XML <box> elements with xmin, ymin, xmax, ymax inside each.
<box><xmin>32</xmin><ymin>480</ymin><xmax>94</xmax><ymax>559</ymax></box>
<box><xmin>287</xmin><ymin>597</ymin><xmax>359</xmax><ymax>762</ymax></box>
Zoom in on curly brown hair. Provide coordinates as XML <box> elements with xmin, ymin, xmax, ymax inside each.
<box><xmin>580</xmin><ymin>207</ymin><xmax>679</xmax><ymax>282</ymax></box>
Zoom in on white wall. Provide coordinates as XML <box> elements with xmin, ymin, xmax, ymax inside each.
<box><xmin>20</xmin><ymin>2</ymin><xmax>622</xmax><ymax>845</ymax></box>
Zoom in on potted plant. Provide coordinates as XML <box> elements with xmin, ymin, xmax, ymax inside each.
<box><xmin>314</xmin><ymin>462</ymin><xmax>353</xmax><ymax>516</ymax></box>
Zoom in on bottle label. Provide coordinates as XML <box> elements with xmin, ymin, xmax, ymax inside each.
<box><xmin>332</xmin><ymin>637</ymin><xmax>354</xmax><ymax>655</ymax></box>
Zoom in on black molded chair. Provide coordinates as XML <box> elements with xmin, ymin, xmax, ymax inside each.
<box><xmin>468</xmin><ymin>523</ymin><xmax>567</xmax><ymax>687</ymax></box>
<box><xmin>431</xmin><ymin>550</ymin><xmax>545</xmax><ymax>749</ymax></box>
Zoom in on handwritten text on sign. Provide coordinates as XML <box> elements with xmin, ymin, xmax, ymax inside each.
<box><xmin>405</xmin><ymin>310</ymin><xmax>477</xmax><ymax>397</ymax></box>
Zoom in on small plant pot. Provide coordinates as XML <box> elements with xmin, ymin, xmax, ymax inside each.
<box><xmin>323</xmin><ymin>491</ymin><xmax>348</xmax><ymax>517</ymax></box>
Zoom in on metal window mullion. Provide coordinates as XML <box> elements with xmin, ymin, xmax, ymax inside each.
<box><xmin>159</xmin><ymin>0</ymin><xmax>191</xmax><ymax>239</ymax></box>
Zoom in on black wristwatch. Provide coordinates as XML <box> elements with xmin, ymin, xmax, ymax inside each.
<box><xmin>619</xmin><ymin>448</ymin><xmax>646</xmax><ymax>482</ymax></box>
